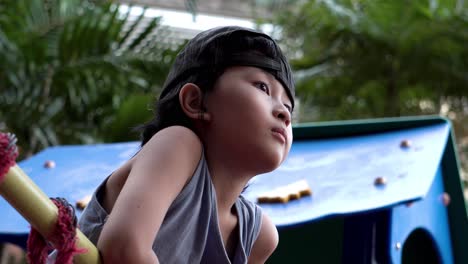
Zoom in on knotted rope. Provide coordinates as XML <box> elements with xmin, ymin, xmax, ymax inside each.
<box><xmin>27</xmin><ymin>198</ymin><xmax>86</xmax><ymax>264</ymax></box>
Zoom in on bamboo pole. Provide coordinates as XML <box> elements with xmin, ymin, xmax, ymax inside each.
<box><xmin>0</xmin><ymin>164</ymin><xmax>101</xmax><ymax>263</ymax></box>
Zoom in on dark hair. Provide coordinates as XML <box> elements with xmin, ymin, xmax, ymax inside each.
<box><xmin>139</xmin><ymin>26</ymin><xmax>295</xmax><ymax>146</ymax></box>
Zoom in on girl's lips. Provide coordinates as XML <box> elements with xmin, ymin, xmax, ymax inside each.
<box><xmin>271</xmin><ymin>128</ymin><xmax>286</xmax><ymax>144</ymax></box>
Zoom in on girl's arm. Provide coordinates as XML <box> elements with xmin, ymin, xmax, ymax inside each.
<box><xmin>248</xmin><ymin>213</ymin><xmax>279</xmax><ymax>264</ymax></box>
<box><xmin>96</xmin><ymin>126</ymin><xmax>203</xmax><ymax>264</ymax></box>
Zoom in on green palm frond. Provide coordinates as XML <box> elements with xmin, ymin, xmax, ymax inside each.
<box><xmin>0</xmin><ymin>0</ymin><xmax>181</xmax><ymax>158</ymax></box>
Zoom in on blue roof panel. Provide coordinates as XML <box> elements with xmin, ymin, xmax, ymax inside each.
<box><xmin>243</xmin><ymin>122</ymin><xmax>450</xmax><ymax>227</ymax></box>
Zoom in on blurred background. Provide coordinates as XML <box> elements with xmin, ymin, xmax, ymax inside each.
<box><xmin>1</xmin><ymin>0</ymin><xmax>468</xmax><ymax>262</ymax></box>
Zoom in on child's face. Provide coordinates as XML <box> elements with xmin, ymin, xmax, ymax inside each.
<box><xmin>205</xmin><ymin>66</ymin><xmax>293</xmax><ymax>174</ymax></box>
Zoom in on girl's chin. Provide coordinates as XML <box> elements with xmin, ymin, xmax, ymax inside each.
<box><xmin>258</xmin><ymin>156</ymin><xmax>284</xmax><ymax>174</ymax></box>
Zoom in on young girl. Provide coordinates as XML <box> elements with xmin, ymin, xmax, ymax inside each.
<box><xmin>78</xmin><ymin>26</ymin><xmax>295</xmax><ymax>263</ymax></box>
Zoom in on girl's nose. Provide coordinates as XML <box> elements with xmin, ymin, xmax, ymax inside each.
<box><xmin>273</xmin><ymin>104</ymin><xmax>291</xmax><ymax>127</ymax></box>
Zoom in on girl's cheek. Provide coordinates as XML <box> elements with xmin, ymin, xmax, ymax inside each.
<box><xmin>288</xmin><ymin>129</ymin><xmax>293</xmax><ymax>142</ymax></box>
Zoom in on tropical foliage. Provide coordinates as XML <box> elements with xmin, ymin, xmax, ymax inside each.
<box><xmin>0</xmin><ymin>0</ymin><xmax>179</xmax><ymax>158</ymax></box>
<box><xmin>269</xmin><ymin>0</ymin><xmax>468</xmax><ymax>177</ymax></box>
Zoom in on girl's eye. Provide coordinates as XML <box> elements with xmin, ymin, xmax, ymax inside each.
<box><xmin>254</xmin><ymin>81</ymin><xmax>270</xmax><ymax>95</ymax></box>
<box><xmin>284</xmin><ymin>104</ymin><xmax>292</xmax><ymax>113</ymax></box>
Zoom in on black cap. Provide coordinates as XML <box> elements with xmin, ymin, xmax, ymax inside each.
<box><xmin>159</xmin><ymin>26</ymin><xmax>295</xmax><ymax>109</ymax></box>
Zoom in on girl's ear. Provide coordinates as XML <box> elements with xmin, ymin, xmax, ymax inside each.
<box><xmin>179</xmin><ymin>83</ymin><xmax>212</xmax><ymax>121</ymax></box>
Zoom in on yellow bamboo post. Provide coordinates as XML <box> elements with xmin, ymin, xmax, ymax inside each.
<box><xmin>0</xmin><ymin>164</ymin><xmax>101</xmax><ymax>264</ymax></box>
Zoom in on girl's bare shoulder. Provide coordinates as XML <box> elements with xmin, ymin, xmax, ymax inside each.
<box><xmin>248</xmin><ymin>213</ymin><xmax>279</xmax><ymax>264</ymax></box>
<box><xmin>106</xmin><ymin>126</ymin><xmax>202</xmax><ymax>209</ymax></box>
<box><xmin>135</xmin><ymin>125</ymin><xmax>203</xmax><ymax>182</ymax></box>
<box><xmin>145</xmin><ymin>125</ymin><xmax>202</xmax><ymax>151</ymax></box>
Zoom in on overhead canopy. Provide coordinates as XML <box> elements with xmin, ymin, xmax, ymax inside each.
<box><xmin>116</xmin><ymin>0</ymin><xmax>273</xmax><ymax>19</ymax></box>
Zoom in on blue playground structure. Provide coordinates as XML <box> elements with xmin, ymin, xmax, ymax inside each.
<box><xmin>1</xmin><ymin>116</ymin><xmax>467</xmax><ymax>263</ymax></box>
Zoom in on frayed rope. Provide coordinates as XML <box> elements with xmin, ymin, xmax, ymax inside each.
<box><xmin>0</xmin><ymin>132</ymin><xmax>18</xmax><ymax>184</ymax></box>
<box><xmin>27</xmin><ymin>198</ymin><xmax>87</xmax><ymax>264</ymax></box>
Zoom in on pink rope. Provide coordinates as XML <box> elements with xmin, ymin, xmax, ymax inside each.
<box><xmin>27</xmin><ymin>198</ymin><xmax>87</xmax><ymax>264</ymax></box>
<box><xmin>0</xmin><ymin>132</ymin><xmax>18</xmax><ymax>184</ymax></box>
<box><xmin>27</xmin><ymin>228</ymin><xmax>50</xmax><ymax>264</ymax></box>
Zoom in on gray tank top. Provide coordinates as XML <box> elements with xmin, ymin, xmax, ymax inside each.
<box><xmin>78</xmin><ymin>151</ymin><xmax>263</xmax><ymax>264</ymax></box>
